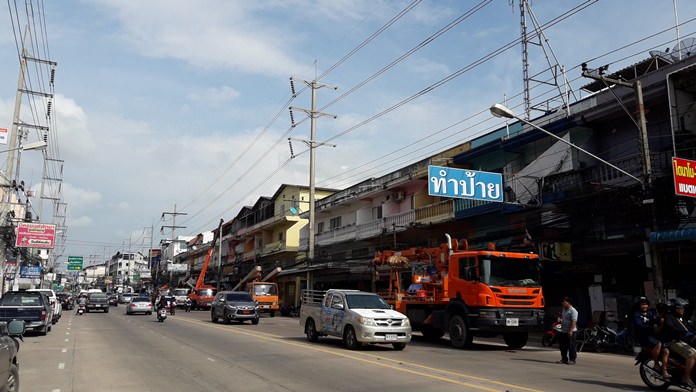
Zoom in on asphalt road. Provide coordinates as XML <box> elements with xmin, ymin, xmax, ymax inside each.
<box><xmin>18</xmin><ymin>307</ymin><xmax>649</xmax><ymax>392</ymax></box>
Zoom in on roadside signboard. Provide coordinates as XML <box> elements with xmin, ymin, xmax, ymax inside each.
<box><xmin>428</xmin><ymin>165</ymin><xmax>503</xmax><ymax>202</ymax></box>
<box><xmin>20</xmin><ymin>265</ymin><xmax>41</xmax><ymax>279</ymax></box>
<box><xmin>15</xmin><ymin>223</ymin><xmax>56</xmax><ymax>248</ymax></box>
<box><xmin>673</xmin><ymin>157</ymin><xmax>696</xmax><ymax>198</ymax></box>
<box><xmin>67</xmin><ymin>256</ymin><xmax>83</xmax><ymax>271</ymax></box>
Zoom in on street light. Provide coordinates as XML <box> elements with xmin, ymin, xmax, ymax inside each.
<box><xmin>489</xmin><ymin>104</ymin><xmax>642</xmax><ymax>184</ymax></box>
<box><xmin>0</xmin><ymin>140</ymin><xmax>47</xmax><ymax>154</ymax></box>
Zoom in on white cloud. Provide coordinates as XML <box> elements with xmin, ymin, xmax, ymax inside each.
<box><xmin>186</xmin><ymin>86</ymin><xmax>240</xmax><ymax>104</ymax></box>
<box><xmin>68</xmin><ymin>216</ymin><xmax>93</xmax><ymax>227</ymax></box>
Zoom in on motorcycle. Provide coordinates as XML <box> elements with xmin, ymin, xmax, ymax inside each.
<box><xmin>590</xmin><ymin>323</ymin><xmax>635</xmax><ymax>353</ymax></box>
<box><xmin>542</xmin><ymin>314</ymin><xmax>562</xmax><ymax>347</ymax></box>
<box><xmin>169</xmin><ymin>303</ymin><xmax>176</xmax><ymax>316</ymax></box>
<box><xmin>635</xmin><ymin>347</ymin><xmax>695</xmax><ymax>390</ymax></box>
<box><xmin>157</xmin><ymin>308</ymin><xmax>167</xmax><ymax>322</ymax></box>
<box><xmin>77</xmin><ymin>304</ymin><xmax>85</xmax><ymax>315</ymax></box>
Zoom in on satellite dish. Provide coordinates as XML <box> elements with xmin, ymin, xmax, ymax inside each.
<box><xmin>672</xmin><ymin>38</ymin><xmax>696</xmax><ymax>60</ymax></box>
<box><xmin>289</xmin><ymin>207</ymin><xmax>299</xmax><ymax>215</ymax></box>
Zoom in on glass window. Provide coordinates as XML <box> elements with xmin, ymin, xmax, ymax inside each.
<box><xmin>330</xmin><ymin>295</ymin><xmax>343</xmax><ymax>309</ymax></box>
<box><xmin>317</xmin><ymin>222</ymin><xmax>324</xmax><ymax>233</ymax></box>
<box><xmin>329</xmin><ymin>216</ymin><xmax>342</xmax><ymax>229</ymax></box>
<box><xmin>372</xmin><ymin>206</ymin><xmax>382</xmax><ymax>220</ymax></box>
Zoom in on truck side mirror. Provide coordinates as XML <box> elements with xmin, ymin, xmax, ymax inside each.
<box><xmin>333</xmin><ymin>303</ymin><xmax>344</xmax><ymax>310</ymax></box>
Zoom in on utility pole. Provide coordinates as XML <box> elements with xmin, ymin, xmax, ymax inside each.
<box><xmin>214</xmin><ymin>219</ymin><xmax>224</xmax><ymax>291</ymax></box>
<box><xmin>161</xmin><ymin>204</ymin><xmax>186</xmax><ymax>287</ymax></box>
<box><xmin>581</xmin><ymin>66</ymin><xmax>663</xmax><ymax>301</ymax></box>
<box><xmin>288</xmin><ymin>77</ymin><xmax>337</xmax><ymax>291</ymax></box>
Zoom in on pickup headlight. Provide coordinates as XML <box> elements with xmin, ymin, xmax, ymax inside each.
<box><xmin>401</xmin><ymin>317</ymin><xmax>410</xmax><ymax>326</ymax></box>
<box><xmin>358</xmin><ymin>316</ymin><xmax>377</xmax><ymax>326</ymax></box>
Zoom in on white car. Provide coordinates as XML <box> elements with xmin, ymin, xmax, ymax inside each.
<box><xmin>27</xmin><ymin>288</ymin><xmax>62</xmax><ymax>324</ymax></box>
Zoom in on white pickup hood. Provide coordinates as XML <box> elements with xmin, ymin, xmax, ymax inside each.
<box><xmin>351</xmin><ymin>308</ymin><xmax>407</xmax><ymax>319</ymax></box>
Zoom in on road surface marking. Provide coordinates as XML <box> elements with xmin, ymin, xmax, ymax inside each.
<box><xmin>64</xmin><ymin>339</ymin><xmax>69</xmax><ymax>342</ymax></box>
<box><xmin>61</xmin><ymin>348</ymin><xmax>67</xmax><ymax>353</ymax></box>
<box><xmin>207</xmin><ymin>357</ymin><xmax>215</xmax><ymax>362</ymax></box>
<box><xmin>58</xmin><ymin>363</ymin><xmax>65</xmax><ymax>369</ymax></box>
<box><xmin>177</xmin><ymin>317</ymin><xmax>541</xmax><ymax>392</ymax></box>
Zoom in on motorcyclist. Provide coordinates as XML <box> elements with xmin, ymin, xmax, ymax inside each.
<box><xmin>156</xmin><ymin>295</ymin><xmax>168</xmax><ymax>311</ymax></box>
<box><xmin>168</xmin><ymin>297</ymin><xmax>176</xmax><ymax>315</ymax></box>
<box><xmin>76</xmin><ymin>295</ymin><xmax>87</xmax><ymax>314</ymax></box>
<box><xmin>661</xmin><ymin>298</ymin><xmax>696</xmax><ymax>389</ymax></box>
<box><xmin>632</xmin><ymin>297</ymin><xmax>670</xmax><ymax>379</ymax></box>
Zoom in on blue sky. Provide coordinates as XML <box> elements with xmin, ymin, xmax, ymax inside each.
<box><xmin>0</xmin><ymin>0</ymin><xmax>694</xmax><ymax>269</ymax></box>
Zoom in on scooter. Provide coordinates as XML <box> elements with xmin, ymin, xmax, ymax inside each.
<box><xmin>542</xmin><ymin>314</ymin><xmax>562</xmax><ymax>347</ymax></box>
<box><xmin>77</xmin><ymin>304</ymin><xmax>85</xmax><ymax>316</ymax></box>
<box><xmin>157</xmin><ymin>308</ymin><xmax>167</xmax><ymax>322</ymax></box>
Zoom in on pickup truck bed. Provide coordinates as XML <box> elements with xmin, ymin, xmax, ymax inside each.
<box><xmin>0</xmin><ymin>291</ymin><xmax>52</xmax><ymax>335</ymax></box>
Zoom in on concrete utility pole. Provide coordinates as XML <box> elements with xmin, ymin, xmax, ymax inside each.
<box><xmin>161</xmin><ymin>205</ymin><xmax>186</xmax><ymax>287</ymax></box>
<box><xmin>288</xmin><ymin>77</ymin><xmax>337</xmax><ymax>291</ymax></box>
<box><xmin>581</xmin><ymin>68</ymin><xmax>663</xmax><ymax>301</ymax></box>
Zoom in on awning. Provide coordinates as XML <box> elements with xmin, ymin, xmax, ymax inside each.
<box><xmin>649</xmin><ymin>228</ymin><xmax>696</xmax><ymax>244</ymax></box>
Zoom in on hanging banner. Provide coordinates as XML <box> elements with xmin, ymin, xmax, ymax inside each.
<box><xmin>15</xmin><ymin>223</ymin><xmax>56</xmax><ymax>248</ymax></box>
<box><xmin>673</xmin><ymin>156</ymin><xmax>696</xmax><ymax>198</ymax></box>
<box><xmin>0</xmin><ymin>128</ymin><xmax>7</xmax><ymax>145</ymax></box>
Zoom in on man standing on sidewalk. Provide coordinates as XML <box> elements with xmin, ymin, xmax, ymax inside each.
<box><xmin>557</xmin><ymin>296</ymin><xmax>578</xmax><ymax>365</ymax></box>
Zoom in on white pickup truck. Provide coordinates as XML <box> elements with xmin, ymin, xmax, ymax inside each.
<box><xmin>300</xmin><ymin>289</ymin><xmax>412</xmax><ymax>350</ymax></box>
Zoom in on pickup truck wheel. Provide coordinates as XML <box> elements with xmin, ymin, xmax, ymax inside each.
<box><xmin>305</xmin><ymin>319</ymin><xmax>319</xmax><ymax>342</ymax></box>
<box><xmin>211</xmin><ymin>310</ymin><xmax>218</xmax><ymax>323</ymax></box>
<box><xmin>392</xmin><ymin>343</ymin><xmax>407</xmax><ymax>351</ymax></box>
<box><xmin>252</xmin><ymin>318</ymin><xmax>259</xmax><ymax>325</ymax></box>
<box><xmin>343</xmin><ymin>326</ymin><xmax>360</xmax><ymax>350</ymax></box>
<box><xmin>39</xmin><ymin>324</ymin><xmax>48</xmax><ymax>336</ymax></box>
<box><xmin>6</xmin><ymin>363</ymin><xmax>18</xmax><ymax>392</ymax></box>
<box><xmin>223</xmin><ymin>311</ymin><xmax>231</xmax><ymax>325</ymax></box>
<box><xmin>448</xmin><ymin>315</ymin><xmax>470</xmax><ymax>349</ymax></box>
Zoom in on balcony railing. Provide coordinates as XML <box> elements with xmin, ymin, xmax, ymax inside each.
<box><xmin>415</xmin><ymin>199</ymin><xmax>454</xmax><ymax>224</ymax></box>
<box><xmin>315</xmin><ymin>209</ymin><xmax>416</xmax><ymax>246</ymax></box>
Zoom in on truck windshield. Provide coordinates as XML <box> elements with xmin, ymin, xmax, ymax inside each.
<box><xmin>199</xmin><ymin>289</ymin><xmax>216</xmax><ymax>296</ymax></box>
<box><xmin>252</xmin><ymin>284</ymin><xmax>277</xmax><ymax>296</ymax></box>
<box><xmin>173</xmin><ymin>289</ymin><xmax>189</xmax><ymax>296</ymax></box>
<box><xmin>480</xmin><ymin>256</ymin><xmax>541</xmax><ymax>287</ymax></box>
<box><xmin>345</xmin><ymin>294</ymin><xmax>390</xmax><ymax>310</ymax></box>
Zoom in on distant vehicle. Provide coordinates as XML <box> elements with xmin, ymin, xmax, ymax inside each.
<box><xmin>107</xmin><ymin>294</ymin><xmax>118</xmax><ymax>306</ymax></box>
<box><xmin>210</xmin><ymin>291</ymin><xmax>260</xmax><ymax>325</ymax></box>
<box><xmin>27</xmin><ymin>289</ymin><xmax>62</xmax><ymax>324</ymax></box>
<box><xmin>126</xmin><ymin>297</ymin><xmax>153</xmax><ymax>315</ymax></box>
<box><xmin>0</xmin><ymin>291</ymin><xmax>53</xmax><ymax>335</ymax></box>
<box><xmin>87</xmin><ymin>289</ymin><xmax>103</xmax><ymax>293</ymax></box>
<box><xmin>0</xmin><ymin>320</ymin><xmax>25</xmax><ymax>392</ymax></box>
<box><xmin>300</xmin><ymin>289</ymin><xmax>411</xmax><ymax>351</ymax></box>
<box><xmin>86</xmin><ymin>293</ymin><xmax>109</xmax><ymax>313</ymax></box>
<box><xmin>118</xmin><ymin>293</ymin><xmax>137</xmax><ymax>304</ymax></box>
<box><xmin>172</xmin><ymin>288</ymin><xmax>191</xmax><ymax>307</ymax></box>
<box><xmin>56</xmin><ymin>293</ymin><xmax>74</xmax><ymax>311</ymax></box>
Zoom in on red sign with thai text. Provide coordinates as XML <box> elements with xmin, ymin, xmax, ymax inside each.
<box><xmin>15</xmin><ymin>223</ymin><xmax>56</xmax><ymax>249</ymax></box>
<box><xmin>673</xmin><ymin>157</ymin><xmax>696</xmax><ymax>198</ymax></box>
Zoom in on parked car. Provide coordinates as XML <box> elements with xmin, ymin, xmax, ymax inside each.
<box><xmin>0</xmin><ymin>320</ymin><xmax>25</xmax><ymax>392</ymax></box>
<box><xmin>126</xmin><ymin>297</ymin><xmax>153</xmax><ymax>315</ymax></box>
<box><xmin>210</xmin><ymin>291</ymin><xmax>260</xmax><ymax>324</ymax></box>
<box><xmin>86</xmin><ymin>292</ymin><xmax>109</xmax><ymax>313</ymax></box>
<box><xmin>27</xmin><ymin>289</ymin><xmax>62</xmax><ymax>324</ymax></box>
<box><xmin>56</xmin><ymin>293</ymin><xmax>74</xmax><ymax>311</ymax></box>
<box><xmin>107</xmin><ymin>294</ymin><xmax>118</xmax><ymax>306</ymax></box>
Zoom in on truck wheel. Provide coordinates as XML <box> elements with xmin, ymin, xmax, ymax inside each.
<box><xmin>392</xmin><ymin>343</ymin><xmax>407</xmax><ymax>351</ymax></box>
<box><xmin>6</xmin><ymin>363</ymin><xmax>18</xmax><ymax>392</ymax></box>
<box><xmin>269</xmin><ymin>310</ymin><xmax>276</xmax><ymax>317</ymax></box>
<box><xmin>504</xmin><ymin>332</ymin><xmax>528</xmax><ymax>349</ymax></box>
<box><xmin>448</xmin><ymin>315</ymin><xmax>470</xmax><ymax>349</ymax></box>
<box><xmin>343</xmin><ymin>326</ymin><xmax>361</xmax><ymax>350</ymax></box>
<box><xmin>305</xmin><ymin>319</ymin><xmax>319</xmax><ymax>342</ymax></box>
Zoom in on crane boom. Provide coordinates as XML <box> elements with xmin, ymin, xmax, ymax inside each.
<box><xmin>261</xmin><ymin>267</ymin><xmax>282</xmax><ymax>282</ymax></box>
<box><xmin>195</xmin><ymin>247</ymin><xmax>215</xmax><ymax>290</ymax></box>
<box><xmin>232</xmin><ymin>266</ymin><xmax>261</xmax><ymax>291</ymax></box>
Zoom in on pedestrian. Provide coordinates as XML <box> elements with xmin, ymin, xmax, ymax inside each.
<box><xmin>556</xmin><ymin>296</ymin><xmax>578</xmax><ymax>365</ymax></box>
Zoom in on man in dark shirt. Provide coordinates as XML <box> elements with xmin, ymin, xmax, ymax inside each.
<box><xmin>661</xmin><ymin>299</ymin><xmax>696</xmax><ymax>388</ymax></box>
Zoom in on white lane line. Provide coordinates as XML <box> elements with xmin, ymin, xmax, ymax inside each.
<box><xmin>52</xmin><ymin>389</ymin><xmax>60</xmax><ymax>392</ymax></box>
<box><xmin>207</xmin><ymin>357</ymin><xmax>215</xmax><ymax>362</ymax></box>
<box><xmin>58</xmin><ymin>363</ymin><xmax>65</xmax><ymax>370</ymax></box>
<box><xmin>67</xmin><ymin>327</ymin><xmax>71</xmax><ymax>330</ymax></box>
<box><xmin>65</xmin><ymin>332</ymin><xmax>70</xmax><ymax>335</ymax></box>
<box><xmin>64</xmin><ymin>339</ymin><xmax>69</xmax><ymax>342</ymax></box>
<box><xmin>61</xmin><ymin>348</ymin><xmax>67</xmax><ymax>353</ymax></box>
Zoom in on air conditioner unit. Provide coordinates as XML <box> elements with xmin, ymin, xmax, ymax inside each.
<box><xmin>393</xmin><ymin>191</ymin><xmax>405</xmax><ymax>201</ymax></box>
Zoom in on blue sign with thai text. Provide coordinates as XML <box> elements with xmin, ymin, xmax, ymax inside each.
<box><xmin>20</xmin><ymin>265</ymin><xmax>41</xmax><ymax>279</ymax></box>
<box><xmin>428</xmin><ymin>165</ymin><xmax>503</xmax><ymax>202</ymax></box>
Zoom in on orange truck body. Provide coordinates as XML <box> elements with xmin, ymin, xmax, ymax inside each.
<box><xmin>372</xmin><ymin>235</ymin><xmax>544</xmax><ymax>349</ymax></box>
<box><xmin>187</xmin><ymin>247</ymin><xmax>217</xmax><ymax>310</ymax></box>
<box><xmin>246</xmin><ymin>281</ymin><xmax>280</xmax><ymax>317</ymax></box>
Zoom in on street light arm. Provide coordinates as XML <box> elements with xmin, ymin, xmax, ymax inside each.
<box><xmin>489</xmin><ymin>104</ymin><xmax>643</xmax><ymax>185</ymax></box>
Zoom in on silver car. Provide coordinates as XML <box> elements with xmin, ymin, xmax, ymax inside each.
<box><xmin>125</xmin><ymin>297</ymin><xmax>153</xmax><ymax>315</ymax></box>
<box><xmin>210</xmin><ymin>291</ymin><xmax>259</xmax><ymax>324</ymax></box>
